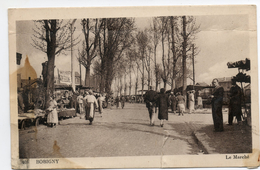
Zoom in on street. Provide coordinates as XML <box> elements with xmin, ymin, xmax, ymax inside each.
<box><xmin>19</xmin><ymin>103</ymin><xmax>248</xmax><ymax>159</ymax></box>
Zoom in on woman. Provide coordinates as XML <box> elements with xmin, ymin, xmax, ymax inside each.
<box><xmin>211</xmin><ymin>78</ymin><xmax>224</xmax><ymax>132</ymax></box>
<box><xmin>189</xmin><ymin>90</ymin><xmax>195</xmax><ymax>114</ymax></box>
<box><xmin>176</xmin><ymin>92</ymin><xmax>185</xmax><ymax>116</ymax></box>
<box><xmin>157</xmin><ymin>88</ymin><xmax>169</xmax><ymax>127</ymax></box>
<box><xmin>97</xmin><ymin>94</ymin><xmax>105</xmax><ymax>117</ymax></box>
<box><xmin>46</xmin><ymin>95</ymin><xmax>58</xmax><ymax>128</ymax></box>
<box><xmin>84</xmin><ymin>90</ymin><xmax>99</xmax><ymax>125</ymax></box>
<box><xmin>169</xmin><ymin>92</ymin><xmax>177</xmax><ymax>114</ymax></box>
<box><xmin>77</xmin><ymin>92</ymin><xmax>84</xmax><ymax>119</ymax></box>
<box><xmin>197</xmin><ymin>90</ymin><xmax>203</xmax><ymax>109</ymax></box>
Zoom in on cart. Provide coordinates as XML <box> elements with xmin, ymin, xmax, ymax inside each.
<box><xmin>18</xmin><ymin>109</ymin><xmax>46</xmax><ymax>130</ymax></box>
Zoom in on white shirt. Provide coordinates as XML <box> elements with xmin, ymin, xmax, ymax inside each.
<box><xmin>84</xmin><ymin>95</ymin><xmax>99</xmax><ymax>107</ymax></box>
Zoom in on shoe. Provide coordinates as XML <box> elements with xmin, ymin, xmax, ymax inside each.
<box><xmin>89</xmin><ymin>122</ymin><xmax>92</xmax><ymax>125</ymax></box>
<box><xmin>160</xmin><ymin>124</ymin><xmax>164</xmax><ymax>127</ymax></box>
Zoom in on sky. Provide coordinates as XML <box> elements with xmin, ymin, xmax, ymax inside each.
<box><xmin>16</xmin><ymin>14</ymin><xmax>250</xmax><ymax>89</ymax></box>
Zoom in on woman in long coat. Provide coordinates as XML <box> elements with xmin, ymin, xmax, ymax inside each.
<box><xmin>157</xmin><ymin>88</ymin><xmax>169</xmax><ymax>127</ymax></box>
<box><xmin>211</xmin><ymin>78</ymin><xmax>224</xmax><ymax>132</ymax></box>
<box><xmin>189</xmin><ymin>90</ymin><xmax>195</xmax><ymax>113</ymax></box>
<box><xmin>47</xmin><ymin>96</ymin><xmax>58</xmax><ymax>128</ymax></box>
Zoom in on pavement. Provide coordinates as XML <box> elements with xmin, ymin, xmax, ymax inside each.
<box><xmin>184</xmin><ymin>108</ymin><xmax>252</xmax><ymax>154</ymax></box>
<box><xmin>18</xmin><ymin>103</ymin><xmax>252</xmax><ymax>158</ymax></box>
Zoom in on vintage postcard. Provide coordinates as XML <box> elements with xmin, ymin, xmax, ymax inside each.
<box><xmin>9</xmin><ymin>5</ymin><xmax>259</xmax><ymax>169</ymax></box>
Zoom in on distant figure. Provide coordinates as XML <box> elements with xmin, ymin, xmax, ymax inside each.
<box><xmin>18</xmin><ymin>87</ymin><xmax>24</xmax><ymax>114</ymax></box>
<box><xmin>176</xmin><ymin>92</ymin><xmax>185</xmax><ymax>116</ymax></box>
<box><xmin>46</xmin><ymin>95</ymin><xmax>58</xmax><ymax>128</ymax></box>
<box><xmin>169</xmin><ymin>92</ymin><xmax>177</xmax><ymax>114</ymax></box>
<box><xmin>84</xmin><ymin>90</ymin><xmax>99</xmax><ymax>125</ymax></box>
<box><xmin>77</xmin><ymin>92</ymin><xmax>84</xmax><ymax>119</ymax></box>
<box><xmin>197</xmin><ymin>90</ymin><xmax>203</xmax><ymax>109</ymax></box>
<box><xmin>121</xmin><ymin>96</ymin><xmax>126</xmax><ymax>109</ymax></box>
<box><xmin>157</xmin><ymin>88</ymin><xmax>169</xmax><ymax>127</ymax></box>
<box><xmin>115</xmin><ymin>96</ymin><xmax>120</xmax><ymax>109</ymax></box>
<box><xmin>189</xmin><ymin>90</ymin><xmax>195</xmax><ymax>114</ymax></box>
<box><xmin>97</xmin><ymin>94</ymin><xmax>105</xmax><ymax>117</ymax></box>
<box><xmin>71</xmin><ymin>91</ymin><xmax>78</xmax><ymax>110</ymax></box>
<box><xmin>61</xmin><ymin>91</ymin><xmax>71</xmax><ymax>109</ymax></box>
<box><xmin>144</xmin><ymin>86</ymin><xmax>158</xmax><ymax>126</ymax></box>
<box><xmin>107</xmin><ymin>96</ymin><xmax>112</xmax><ymax>109</ymax></box>
<box><xmin>211</xmin><ymin>78</ymin><xmax>224</xmax><ymax>132</ymax></box>
<box><xmin>228</xmin><ymin>78</ymin><xmax>242</xmax><ymax>125</ymax></box>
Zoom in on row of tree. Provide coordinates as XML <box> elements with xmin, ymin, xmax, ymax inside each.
<box><xmin>31</xmin><ymin>16</ymin><xmax>200</xmax><ymax>106</ymax></box>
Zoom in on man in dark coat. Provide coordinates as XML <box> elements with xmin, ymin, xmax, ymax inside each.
<box><xmin>211</xmin><ymin>78</ymin><xmax>224</xmax><ymax>132</ymax></box>
<box><xmin>228</xmin><ymin>78</ymin><xmax>242</xmax><ymax>125</ymax></box>
<box><xmin>144</xmin><ymin>86</ymin><xmax>158</xmax><ymax>126</ymax></box>
<box><xmin>157</xmin><ymin>88</ymin><xmax>169</xmax><ymax>127</ymax></box>
<box><xmin>115</xmin><ymin>96</ymin><xmax>120</xmax><ymax>109</ymax></box>
<box><xmin>121</xmin><ymin>96</ymin><xmax>125</xmax><ymax>109</ymax></box>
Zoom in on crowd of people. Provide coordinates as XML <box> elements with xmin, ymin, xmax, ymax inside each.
<box><xmin>143</xmin><ymin>77</ymin><xmax>243</xmax><ymax>132</ymax></box>
<box><xmin>18</xmin><ymin>77</ymin><xmax>244</xmax><ymax>131</ymax></box>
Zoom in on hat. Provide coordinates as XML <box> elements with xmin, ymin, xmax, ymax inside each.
<box><xmin>89</xmin><ymin>90</ymin><xmax>93</xmax><ymax>95</ymax></box>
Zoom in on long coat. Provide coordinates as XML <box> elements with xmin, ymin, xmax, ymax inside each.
<box><xmin>157</xmin><ymin>93</ymin><xmax>169</xmax><ymax>120</ymax></box>
<box><xmin>211</xmin><ymin>86</ymin><xmax>224</xmax><ymax>131</ymax></box>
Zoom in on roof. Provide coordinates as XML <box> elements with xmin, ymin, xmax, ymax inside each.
<box><xmin>217</xmin><ymin>77</ymin><xmax>232</xmax><ymax>82</ymax></box>
<box><xmin>196</xmin><ymin>82</ymin><xmax>209</xmax><ymax>86</ymax></box>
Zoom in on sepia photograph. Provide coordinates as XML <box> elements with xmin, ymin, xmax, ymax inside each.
<box><xmin>9</xmin><ymin>5</ymin><xmax>259</xmax><ymax>169</ymax></box>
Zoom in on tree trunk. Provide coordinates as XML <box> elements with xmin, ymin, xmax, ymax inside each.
<box><xmin>105</xmin><ymin>58</ymin><xmax>113</xmax><ymax>93</ymax></box>
<box><xmin>45</xmin><ymin>20</ymin><xmax>57</xmax><ymax>108</ymax></box>
<box><xmin>182</xmin><ymin>16</ymin><xmax>187</xmax><ymax>105</ymax></box>
<box><xmin>163</xmin><ymin>80</ymin><xmax>167</xmax><ymax>89</ymax></box>
<box><xmin>85</xmin><ymin>64</ymin><xmax>91</xmax><ymax>87</ymax></box>
<box><xmin>171</xmin><ymin>16</ymin><xmax>176</xmax><ymax>91</ymax></box>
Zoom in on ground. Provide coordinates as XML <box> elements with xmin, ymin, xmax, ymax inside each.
<box><xmin>19</xmin><ymin>103</ymin><xmax>252</xmax><ymax>158</ymax></box>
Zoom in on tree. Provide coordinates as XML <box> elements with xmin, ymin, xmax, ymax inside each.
<box><xmin>79</xmin><ymin>18</ymin><xmax>103</xmax><ymax>87</ymax></box>
<box><xmin>136</xmin><ymin>30</ymin><xmax>149</xmax><ymax>95</ymax></box>
<box><xmin>98</xmin><ymin>18</ymin><xmax>135</xmax><ymax>93</ymax></box>
<box><xmin>31</xmin><ymin>19</ymin><xmax>78</xmax><ymax>107</ymax></box>
<box><xmin>158</xmin><ymin>17</ymin><xmax>171</xmax><ymax>89</ymax></box>
<box><xmin>180</xmin><ymin>16</ymin><xmax>200</xmax><ymax>96</ymax></box>
<box><xmin>150</xmin><ymin>18</ymin><xmax>161</xmax><ymax>91</ymax></box>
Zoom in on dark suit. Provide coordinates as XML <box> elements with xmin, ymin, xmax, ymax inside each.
<box><xmin>211</xmin><ymin>86</ymin><xmax>224</xmax><ymax>131</ymax></box>
<box><xmin>144</xmin><ymin>90</ymin><xmax>158</xmax><ymax>125</ymax></box>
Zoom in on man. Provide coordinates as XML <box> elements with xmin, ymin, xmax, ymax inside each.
<box><xmin>211</xmin><ymin>78</ymin><xmax>224</xmax><ymax>132</ymax></box>
<box><xmin>121</xmin><ymin>96</ymin><xmax>126</xmax><ymax>109</ymax></box>
<box><xmin>144</xmin><ymin>86</ymin><xmax>158</xmax><ymax>126</ymax></box>
<box><xmin>176</xmin><ymin>92</ymin><xmax>185</xmax><ymax>116</ymax></box>
<box><xmin>228</xmin><ymin>78</ymin><xmax>242</xmax><ymax>125</ymax></box>
<box><xmin>84</xmin><ymin>90</ymin><xmax>99</xmax><ymax>125</ymax></box>
<box><xmin>115</xmin><ymin>96</ymin><xmax>120</xmax><ymax>109</ymax></box>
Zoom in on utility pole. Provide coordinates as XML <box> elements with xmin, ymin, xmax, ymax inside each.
<box><xmin>192</xmin><ymin>44</ymin><xmax>195</xmax><ymax>85</ymax></box>
<box><xmin>79</xmin><ymin>59</ymin><xmax>82</xmax><ymax>86</ymax></box>
<box><xmin>70</xmin><ymin>19</ymin><xmax>77</xmax><ymax>92</ymax></box>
